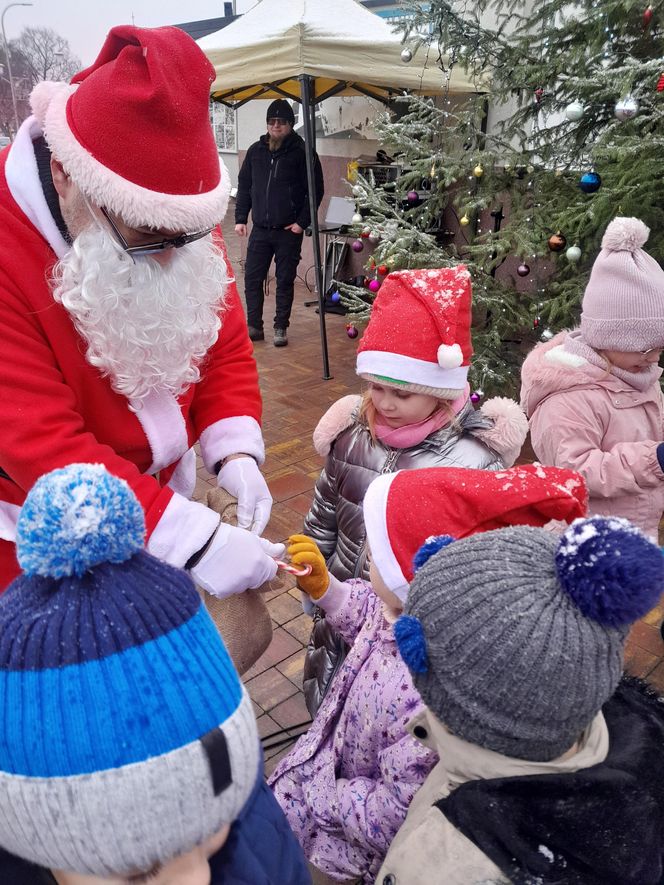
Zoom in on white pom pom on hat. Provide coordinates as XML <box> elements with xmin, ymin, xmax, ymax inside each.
<box><xmin>601</xmin><ymin>217</ymin><xmax>650</xmax><ymax>253</ymax></box>
<box><xmin>437</xmin><ymin>342</ymin><xmax>464</xmax><ymax>369</ymax></box>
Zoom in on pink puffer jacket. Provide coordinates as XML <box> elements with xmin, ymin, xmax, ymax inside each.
<box><xmin>520</xmin><ymin>331</ymin><xmax>664</xmax><ymax>540</ymax></box>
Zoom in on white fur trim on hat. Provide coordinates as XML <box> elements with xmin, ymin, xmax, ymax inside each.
<box><xmin>437</xmin><ymin>343</ymin><xmax>463</xmax><ymax>369</ymax></box>
<box><xmin>357</xmin><ymin>350</ymin><xmax>468</xmax><ymax>394</ymax></box>
<box><xmin>363</xmin><ymin>473</ymin><xmax>409</xmax><ymax>603</ymax></box>
<box><xmin>31</xmin><ymin>81</ymin><xmax>230</xmax><ymax>231</ymax></box>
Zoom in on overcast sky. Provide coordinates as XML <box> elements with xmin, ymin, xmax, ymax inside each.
<box><xmin>2</xmin><ymin>1</ymin><xmax>255</xmax><ymax>67</ymax></box>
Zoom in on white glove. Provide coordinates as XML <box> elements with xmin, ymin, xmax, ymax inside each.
<box><xmin>191</xmin><ymin>521</ymin><xmax>285</xmax><ymax>599</ymax></box>
<box><xmin>217</xmin><ymin>456</ymin><xmax>272</xmax><ymax>534</ymax></box>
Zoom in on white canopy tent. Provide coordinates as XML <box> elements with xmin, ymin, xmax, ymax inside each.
<box><xmin>199</xmin><ymin>0</ymin><xmax>481</xmax><ymax>377</ymax></box>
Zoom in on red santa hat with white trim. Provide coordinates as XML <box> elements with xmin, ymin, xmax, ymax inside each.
<box><xmin>29</xmin><ymin>25</ymin><xmax>229</xmax><ymax>232</ymax></box>
<box><xmin>356</xmin><ymin>266</ymin><xmax>473</xmax><ymax>398</ymax></box>
<box><xmin>364</xmin><ymin>464</ymin><xmax>588</xmax><ymax>603</ymax></box>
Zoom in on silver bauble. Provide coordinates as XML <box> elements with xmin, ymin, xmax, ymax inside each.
<box><xmin>565</xmin><ymin>244</ymin><xmax>582</xmax><ymax>263</ymax></box>
<box><xmin>351</xmin><ymin>212</ymin><xmax>363</xmax><ymax>225</ymax></box>
<box><xmin>400</xmin><ymin>47</ymin><xmax>413</xmax><ymax>63</ymax></box>
<box><xmin>614</xmin><ymin>96</ymin><xmax>639</xmax><ymax>121</ymax></box>
<box><xmin>565</xmin><ymin>101</ymin><xmax>584</xmax><ymax>122</ymax></box>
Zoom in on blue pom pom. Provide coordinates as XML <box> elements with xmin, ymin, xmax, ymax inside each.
<box><xmin>555</xmin><ymin>517</ymin><xmax>664</xmax><ymax>628</ymax></box>
<box><xmin>16</xmin><ymin>464</ymin><xmax>145</xmax><ymax>578</ymax></box>
<box><xmin>413</xmin><ymin>535</ymin><xmax>455</xmax><ymax>572</ymax></box>
<box><xmin>394</xmin><ymin>614</ymin><xmax>429</xmax><ymax>673</ymax></box>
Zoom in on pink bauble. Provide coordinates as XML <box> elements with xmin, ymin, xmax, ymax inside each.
<box><xmin>516</xmin><ymin>263</ymin><xmax>530</xmax><ymax>277</ymax></box>
<box><xmin>368</xmin><ymin>279</ymin><xmax>381</xmax><ymax>292</ymax></box>
<box><xmin>346</xmin><ymin>324</ymin><xmax>359</xmax><ymax>339</ymax></box>
<box><xmin>407</xmin><ymin>190</ymin><xmax>419</xmax><ymax>203</ymax></box>
<box><xmin>352</xmin><ymin>239</ymin><xmax>364</xmax><ymax>252</ymax></box>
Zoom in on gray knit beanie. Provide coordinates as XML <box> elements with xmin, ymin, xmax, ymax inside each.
<box><xmin>395</xmin><ymin>517</ymin><xmax>664</xmax><ymax>761</ymax></box>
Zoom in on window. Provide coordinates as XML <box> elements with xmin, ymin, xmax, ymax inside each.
<box><xmin>210</xmin><ymin>102</ymin><xmax>237</xmax><ymax>152</ymax></box>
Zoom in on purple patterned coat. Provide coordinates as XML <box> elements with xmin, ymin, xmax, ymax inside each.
<box><xmin>268</xmin><ymin>577</ymin><xmax>438</xmax><ymax>883</ymax></box>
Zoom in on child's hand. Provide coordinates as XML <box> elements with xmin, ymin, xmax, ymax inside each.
<box><xmin>287</xmin><ymin>534</ymin><xmax>330</xmax><ymax>599</ymax></box>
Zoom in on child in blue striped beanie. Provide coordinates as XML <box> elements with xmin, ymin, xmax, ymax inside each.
<box><xmin>0</xmin><ymin>463</ymin><xmax>310</xmax><ymax>885</ymax></box>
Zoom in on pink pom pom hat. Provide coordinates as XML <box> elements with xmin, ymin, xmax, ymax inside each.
<box><xmin>581</xmin><ymin>217</ymin><xmax>664</xmax><ymax>351</ymax></box>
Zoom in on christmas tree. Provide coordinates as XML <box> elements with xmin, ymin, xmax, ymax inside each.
<box><xmin>341</xmin><ymin>0</ymin><xmax>664</xmax><ymax>396</ymax></box>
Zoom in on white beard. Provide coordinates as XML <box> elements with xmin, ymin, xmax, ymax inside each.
<box><xmin>51</xmin><ymin>225</ymin><xmax>229</xmax><ymax>405</ymax></box>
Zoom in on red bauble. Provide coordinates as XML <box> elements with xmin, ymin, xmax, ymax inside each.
<box><xmin>657</xmin><ymin>72</ymin><xmax>664</xmax><ymax>92</ymax></box>
<box><xmin>644</xmin><ymin>5</ymin><xmax>654</xmax><ymax>27</ymax></box>
<box><xmin>377</xmin><ymin>264</ymin><xmax>389</xmax><ymax>275</ymax></box>
<box><xmin>360</xmin><ymin>230</ymin><xmax>371</xmax><ymax>238</ymax></box>
<box><xmin>345</xmin><ymin>323</ymin><xmax>359</xmax><ymax>339</ymax></box>
<box><xmin>534</xmin><ymin>87</ymin><xmax>544</xmax><ymax>104</ymax></box>
<box><xmin>533</xmin><ymin>317</ymin><xmax>541</xmax><ymax>329</ymax></box>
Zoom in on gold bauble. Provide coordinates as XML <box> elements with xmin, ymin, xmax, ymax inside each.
<box><xmin>473</xmin><ymin>164</ymin><xmax>484</xmax><ymax>178</ymax></box>
<box><xmin>460</xmin><ymin>214</ymin><xmax>470</xmax><ymax>226</ymax></box>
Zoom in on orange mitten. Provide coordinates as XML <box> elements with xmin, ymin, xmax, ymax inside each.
<box><xmin>288</xmin><ymin>534</ymin><xmax>330</xmax><ymax>599</ymax></box>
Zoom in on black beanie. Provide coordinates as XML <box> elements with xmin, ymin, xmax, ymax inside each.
<box><xmin>266</xmin><ymin>99</ymin><xmax>295</xmax><ymax>125</ymax></box>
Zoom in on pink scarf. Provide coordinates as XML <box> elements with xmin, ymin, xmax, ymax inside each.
<box><xmin>374</xmin><ymin>386</ymin><xmax>470</xmax><ymax>448</ymax></box>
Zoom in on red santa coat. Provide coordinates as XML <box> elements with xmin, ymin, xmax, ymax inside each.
<box><xmin>0</xmin><ymin>118</ymin><xmax>264</xmax><ymax>589</ymax></box>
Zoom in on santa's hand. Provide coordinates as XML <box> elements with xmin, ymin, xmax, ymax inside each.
<box><xmin>191</xmin><ymin>522</ymin><xmax>284</xmax><ymax>599</ymax></box>
<box><xmin>217</xmin><ymin>456</ymin><xmax>273</xmax><ymax>534</ymax></box>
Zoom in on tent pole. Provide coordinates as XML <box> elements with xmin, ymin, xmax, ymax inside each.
<box><xmin>299</xmin><ymin>73</ymin><xmax>332</xmax><ymax>380</ymax></box>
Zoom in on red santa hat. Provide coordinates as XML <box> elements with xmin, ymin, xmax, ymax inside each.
<box><xmin>364</xmin><ymin>464</ymin><xmax>588</xmax><ymax>602</ymax></box>
<box><xmin>29</xmin><ymin>25</ymin><xmax>229</xmax><ymax>232</ymax></box>
<box><xmin>356</xmin><ymin>266</ymin><xmax>473</xmax><ymax>398</ymax></box>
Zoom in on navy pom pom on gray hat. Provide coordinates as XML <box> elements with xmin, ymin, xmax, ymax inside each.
<box><xmin>395</xmin><ymin>516</ymin><xmax>664</xmax><ymax>762</ymax></box>
<box><xmin>0</xmin><ymin>463</ymin><xmax>260</xmax><ymax>877</ymax></box>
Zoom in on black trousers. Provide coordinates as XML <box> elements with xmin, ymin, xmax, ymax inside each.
<box><xmin>244</xmin><ymin>226</ymin><xmax>303</xmax><ymax>331</ymax></box>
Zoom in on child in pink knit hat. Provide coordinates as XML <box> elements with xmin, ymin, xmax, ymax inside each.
<box><xmin>521</xmin><ymin>217</ymin><xmax>664</xmax><ymax>541</ymax></box>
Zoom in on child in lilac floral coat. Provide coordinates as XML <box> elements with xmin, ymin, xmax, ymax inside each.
<box><xmin>268</xmin><ymin>463</ymin><xmax>587</xmax><ymax>883</ymax></box>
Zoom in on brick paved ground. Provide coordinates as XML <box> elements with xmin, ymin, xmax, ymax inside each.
<box><xmin>195</xmin><ymin>211</ymin><xmax>664</xmax><ymax>778</ymax></box>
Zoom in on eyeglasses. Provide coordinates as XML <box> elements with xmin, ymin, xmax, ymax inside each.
<box><xmin>99</xmin><ymin>206</ymin><xmax>213</xmax><ymax>256</ymax></box>
<box><xmin>267</xmin><ymin>118</ymin><xmax>290</xmax><ymax>126</ymax></box>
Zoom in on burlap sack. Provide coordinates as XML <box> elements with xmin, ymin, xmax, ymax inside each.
<box><xmin>201</xmin><ymin>487</ymin><xmax>274</xmax><ymax>675</ymax></box>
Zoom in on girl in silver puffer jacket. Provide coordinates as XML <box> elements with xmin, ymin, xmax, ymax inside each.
<box><xmin>301</xmin><ymin>266</ymin><xmax>528</xmax><ymax>716</ymax></box>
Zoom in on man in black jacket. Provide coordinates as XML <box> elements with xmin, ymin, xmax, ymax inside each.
<box><xmin>235</xmin><ymin>99</ymin><xmax>324</xmax><ymax>347</ymax></box>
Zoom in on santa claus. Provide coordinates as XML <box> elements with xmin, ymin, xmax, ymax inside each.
<box><xmin>0</xmin><ymin>25</ymin><xmax>282</xmax><ymax>595</ymax></box>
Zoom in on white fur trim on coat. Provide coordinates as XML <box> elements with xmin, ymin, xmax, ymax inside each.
<box><xmin>131</xmin><ymin>390</ymin><xmax>190</xmax><ymax>475</ymax></box>
<box><xmin>32</xmin><ymin>81</ymin><xmax>231</xmax><ymax>231</ymax></box>
<box><xmin>5</xmin><ymin>116</ymin><xmax>71</xmax><ymax>259</ymax></box>
<box><xmin>544</xmin><ymin>344</ymin><xmax>587</xmax><ymax>368</ymax></box>
<box><xmin>313</xmin><ymin>394</ymin><xmax>362</xmax><ymax>456</ymax></box>
<box><xmin>146</xmin><ymin>492</ymin><xmax>220</xmax><ymax>567</ymax></box>
<box><xmin>0</xmin><ymin>502</ymin><xmax>21</xmax><ymax>543</ymax></box>
<box><xmin>471</xmin><ymin>397</ymin><xmax>529</xmax><ymax>468</ymax></box>
<box><xmin>199</xmin><ymin>416</ymin><xmax>265</xmax><ymax>473</ymax></box>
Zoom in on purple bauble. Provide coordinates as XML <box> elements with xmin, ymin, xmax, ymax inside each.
<box><xmin>407</xmin><ymin>190</ymin><xmax>419</xmax><ymax>203</ymax></box>
<box><xmin>352</xmin><ymin>239</ymin><xmax>364</xmax><ymax>253</ymax></box>
<box><xmin>346</xmin><ymin>324</ymin><xmax>359</xmax><ymax>339</ymax></box>
<box><xmin>368</xmin><ymin>279</ymin><xmax>381</xmax><ymax>292</ymax></box>
<box><xmin>517</xmin><ymin>263</ymin><xmax>530</xmax><ymax>277</ymax></box>
<box><xmin>470</xmin><ymin>391</ymin><xmax>481</xmax><ymax>404</ymax></box>
<box><xmin>331</xmin><ymin>290</ymin><xmax>341</xmax><ymax>303</ymax></box>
